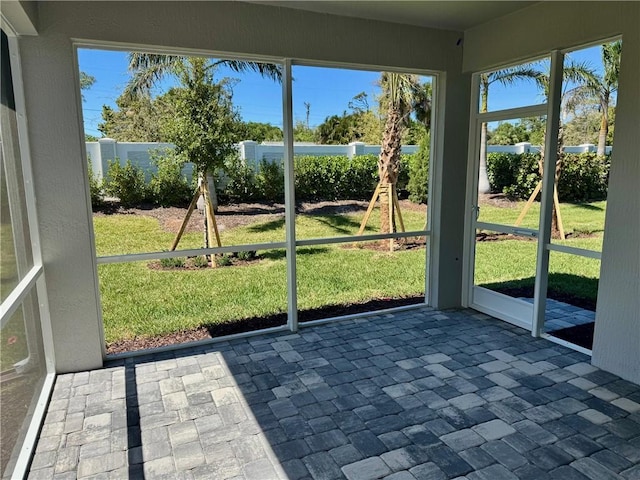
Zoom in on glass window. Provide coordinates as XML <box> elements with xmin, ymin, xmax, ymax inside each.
<box><xmin>1</xmin><ymin>30</ymin><xmax>47</xmax><ymax>478</ymax></box>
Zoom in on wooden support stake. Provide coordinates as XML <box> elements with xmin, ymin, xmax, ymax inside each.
<box><xmin>170</xmin><ymin>187</ymin><xmax>201</xmax><ymax>251</ymax></box>
<box><xmin>357</xmin><ymin>182</ymin><xmax>382</xmax><ymax>235</ymax></box>
<box><xmin>201</xmin><ymin>182</ymin><xmax>222</xmax><ymax>267</ymax></box>
<box><xmin>553</xmin><ymin>185</ymin><xmax>566</xmax><ymax>240</ymax></box>
<box><xmin>357</xmin><ymin>182</ymin><xmax>406</xmax><ymax>251</ymax></box>
<box><xmin>392</xmin><ymin>184</ymin><xmax>405</xmax><ymax>233</ymax></box>
<box><xmin>387</xmin><ymin>184</ymin><xmax>394</xmax><ymax>251</ymax></box>
<box><xmin>514</xmin><ymin>180</ymin><xmax>542</xmax><ymax>227</ymax></box>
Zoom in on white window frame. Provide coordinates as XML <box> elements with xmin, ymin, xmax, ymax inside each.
<box><xmin>73</xmin><ymin>41</ymin><xmax>441</xmax><ymax>354</ymax></box>
<box><xmin>0</xmin><ymin>23</ymin><xmax>56</xmax><ymax>480</ymax></box>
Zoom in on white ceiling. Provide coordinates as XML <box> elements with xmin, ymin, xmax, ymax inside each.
<box><xmin>251</xmin><ymin>1</ymin><xmax>537</xmax><ymax>31</ymax></box>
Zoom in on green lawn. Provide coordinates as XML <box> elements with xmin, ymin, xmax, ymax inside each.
<box><xmin>95</xmin><ymin>200</ymin><xmax>603</xmax><ymax>344</ymax></box>
<box><xmin>95</xmin><ymin>207</ymin><xmax>428</xmax><ymax>343</ymax></box>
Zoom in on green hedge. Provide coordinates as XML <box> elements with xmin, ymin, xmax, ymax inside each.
<box><xmin>221</xmin><ymin>154</ymin><xmax>415</xmax><ymax>204</ymax></box>
<box><xmin>487</xmin><ymin>152</ymin><xmax>610</xmax><ymax>202</ymax></box>
<box><xmin>95</xmin><ymin>150</ymin><xmax>607</xmax><ymax>209</ymax></box>
<box><xmin>100</xmin><ymin>154</ymin><xmax>192</xmax><ymax>208</ymax></box>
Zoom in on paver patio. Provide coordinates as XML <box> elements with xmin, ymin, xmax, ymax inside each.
<box><xmin>28</xmin><ymin>307</ymin><xmax>640</xmax><ymax>479</ymax></box>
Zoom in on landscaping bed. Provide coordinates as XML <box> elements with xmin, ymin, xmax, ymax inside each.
<box><xmin>106</xmin><ymin>295</ymin><xmax>424</xmax><ymax>354</ymax></box>
<box><xmin>94</xmin><ymin>197</ymin><xmax>603</xmax><ymax>354</ymax></box>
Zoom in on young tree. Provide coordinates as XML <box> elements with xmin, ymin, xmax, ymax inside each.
<box><xmin>377</xmin><ymin>72</ymin><xmax>421</xmax><ymax>234</ymax></box>
<box><xmin>357</xmin><ymin>74</ymin><xmax>432</xmax><ymax>239</ymax></box>
<box><xmin>125</xmin><ymin>53</ymin><xmax>280</xmax><ymax>253</ymax></box>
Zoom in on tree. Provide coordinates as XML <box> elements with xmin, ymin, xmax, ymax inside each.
<box><xmin>594</xmin><ymin>41</ymin><xmax>621</xmax><ymax>155</ymax></box>
<box><xmin>304</xmin><ymin>102</ymin><xmax>311</xmax><ymax>128</ymax></box>
<box><xmin>377</xmin><ymin>72</ymin><xmax>421</xmax><ymax>234</ymax></box>
<box><xmin>125</xmin><ymin>53</ymin><xmax>280</xmax><ymax>254</ymax></box>
<box><xmin>355</xmin><ymin>110</ymin><xmax>382</xmax><ymax>144</ymax></box>
<box><xmin>293</xmin><ymin>120</ymin><xmax>316</xmax><ymax>142</ymax></box>
<box><xmin>124</xmin><ymin>53</ymin><xmax>280</xmax><ymax>98</ymax></box>
<box><xmin>79</xmin><ymin>71</ymin><xmax>95</xmax><ymax>101</ymax></box>
<box><xmin>515</xmin><ymin>59</ymin><xmax>598</xmax><ymax>239</ymax></box>
<box><xmin>238</xmin><ymin>121</ymin><xmax>283</xmax><ymax>142</ymax></box>
<box><xmin>488</xmin><ymin>121</ymin><xmax>531</xmax><ymax>145</ymax></box>
<box><xmin>316</xmin><ymin>112</ymin><xmax>361</xmax><ymax>144</ymax></box>
<box><xmin>356</xmin><ymin>74</ymin><xmax>432</xmax><ymax>239</ymax></box>
<box><xmin>479</xmin><ymin>65</ymin><xmax>543</xmax><ymax>193</ymax></box>
<box><xmin>80</xmin><ymin>71</ymin><xmax>95</xmax><ymax>139</ymax></box>
<box><xmin>98</xmin><ymin>92</ymin><xmax>174</xmax><ymax>141</ymax></box>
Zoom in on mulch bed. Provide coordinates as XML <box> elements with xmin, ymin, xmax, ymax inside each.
<box><xmin>105</xmin><ymin>295</ymin><xmax>425</xmax><ymax>355</ymax></box>
<box><xmin>549</xmin><ymin>322</ymin><xmax>594</xmax><ymax>350</ymax></box>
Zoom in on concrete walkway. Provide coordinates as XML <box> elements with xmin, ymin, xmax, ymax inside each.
<box><xmin>28</xmin><ymin>307</ymin><xmax>640</xmax><ymax>479</ymax></box>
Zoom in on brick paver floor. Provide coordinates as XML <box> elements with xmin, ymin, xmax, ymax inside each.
<box><xmin>28</xmin><ymin>307</ymin><xmax>640</xmax><ymax>479</ymax></box>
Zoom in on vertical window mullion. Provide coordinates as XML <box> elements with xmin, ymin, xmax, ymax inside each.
<box><xmin>532</xmin><ymin>50</ymin><xmax>564</xmax><ymax>337</ymax></box>
<box><xmin>282</xmin><ymin>59</ymin><xmax>298</xmax><ymax>332</ymax></box>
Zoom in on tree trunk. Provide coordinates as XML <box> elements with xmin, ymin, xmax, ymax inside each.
<box><xmin>479</xmin><ymin>122</ymin><xmax>491</xmax><ymax>193</ymax></box>
<box><xmin>597</xmin><ymin>93</ymin><xmax>609</xmax><ymax>156</ymax></box>
<box><xmin>379</xmin><ymin>106</ymin><xmax>402</xmax><ymax>234</ymax></box>
<box><xmin>478</xmin><ymin>79</ymin><xmax>491</xmax><ymax>194</ymax></box>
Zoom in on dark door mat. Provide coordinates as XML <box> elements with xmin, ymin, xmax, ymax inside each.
<box><xmin>549</xmin><ymin>322</ymin><xmax>594</xmax><ymax>350</ymax></box>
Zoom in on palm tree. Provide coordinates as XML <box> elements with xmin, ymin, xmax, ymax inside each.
<box><xmin>124</xmin><ymin>52</ymin><xmax>281</xmax><ymax>99</ymax></box>
<box><xmin>478</xmin><ymin>65</ymin><xmax>543</xmax><ymax>193</ymax></box>
<box><xmin>515</xmin><ymin>59</ymin><xmax>599</xmax><ymax>239</ymax></box>
<box><xmin>377</xmin><ymin>72</ymin><xmax>422</xmax><ymax>234</ymax></box>
<box><xmin>584</xmin><ymin>41</ymin><xmax>622</xmax><ymax>156</ymax></box>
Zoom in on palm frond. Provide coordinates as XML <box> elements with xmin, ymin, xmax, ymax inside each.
<box><xmin>490</xmin><ymin>65</ymin><xmax>545</xmax><ymax>87</ymax></box>
<box><xmin>380</xmin><ymin>72</ymin><xmax>420</xmax><ymax>123</ymax></box>
<box><xmin>562</xmin><ymin>60</ymin><xmax>599</xmax><ymax>89</ymax></box>
<box><xmin>124</xmin><ymin>53</ymin><xmax>183</xmax><ymax>98</ymax></box>
<box><xmin>211</xmin><ymin>59</ymin><xmax>282</xmax><ymax>82</ymax></box>
<box><xmin>602</xmin><ymin>40</ymin><xmax>622</xmax><ymax>91</ymax></box>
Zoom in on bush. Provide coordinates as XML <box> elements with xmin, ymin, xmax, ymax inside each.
<box><xmin>218</xmin><ymin>153</ymin><xmax>416</xmax><ymax>204</ymax></box>
<box><xmin>256</xmin><ymin>159</ymin><xmax>285</xmax><ymax>202</ymax></box>
<box><xmin>486</xmin><ymin>151</ymin><xmax>610</xmax><ymax>202</ymax></box>
<box><xmin>558</xmin><ymin>153</ymin><xmax>610</xmax><ymax>202</ymax></box>
<box><xmin>148</xmin><ymin>149</ymin><xmax>193</xmax><ymax>207</ymax></box>
<box><xmin>236</xmin><ymin>250</ymin><xmax>257</xmax><ymax>261</ymax></box>
<box><xmin>294</xmin><ymin>155</ymin><xmax>379</xmax><ymax>201</ymax></box>
<box><xmin>407</xmin><ymin>133</ymin><xmax>430</xmax><ymax>204</ymax></box>
<box><xmin>160</xmin><ymin>256</ymin><xmax>185</xmax><ymax>268</ymax></box>
<box><xmin>104</xmin><ymin>159</ymin><xmax>149</xmax><ymax>207</ymax></box>
<box><xmin>222</xmin><ymin>155</ymin><xmax>258</xmax><ymax>203</ymax></box>
<box><xmin>190</xmin><ymin>255</ymin><xmax>209</xmax><ymax>268</ymax></box>
<box><xmin>215</xmin><ymin>254</ymin><xmax>232</xmax><ymax>267</ymax></box>
<box><xmin>87</xmin><ymin>158</ymin><xmax>103</xmax><ymax>207</ymax></box>
<box><xmin>502</xmin><ymin>153</ymin><xmax>540</xmax><ymax>200</ymax></box>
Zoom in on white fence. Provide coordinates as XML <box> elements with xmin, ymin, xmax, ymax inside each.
<box><xmin>86</xmin><ymin>138</ymin><xmax>611</xmax><ymax>180</ymax></box>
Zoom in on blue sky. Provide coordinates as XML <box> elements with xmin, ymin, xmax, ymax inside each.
<box><xmin>78</xmin><ymin>44</ymin><xmax>607</xmax><ymax>138</ymax></box>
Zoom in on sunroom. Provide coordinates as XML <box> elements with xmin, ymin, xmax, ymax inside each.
<box><xmin>1</xmin><ymin>2</ymin><xmax>638</xmax><ymax>478</ymax></box>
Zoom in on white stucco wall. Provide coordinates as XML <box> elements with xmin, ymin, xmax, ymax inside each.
<box><xmin>464</xmin><ymin>2</ymin><xmax>640</xmax><ymax>384</ymax></box>
<box><xmin>14</xmin><ymin>1</ymin><xmax>467</xmax><ymax>372</ymax></box>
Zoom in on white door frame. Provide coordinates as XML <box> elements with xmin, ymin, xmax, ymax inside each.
<box><xmin>462</xmin><ymin>52</ymin><xmax>564</xmax><ymax>336</ymax></box>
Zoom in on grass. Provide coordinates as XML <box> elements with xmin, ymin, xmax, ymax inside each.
<box><xmin>96</xmin><ymin>206</ymin><xmax>428</xmax><ymax>342</ymax></box>
<box><xmin>94</xmin><ymin>200</ymin><xmax>603</xmax><ymax>344</ymax></box>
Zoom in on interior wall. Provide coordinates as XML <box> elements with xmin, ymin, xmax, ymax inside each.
<box><xmin>464</xmin><ymin>1</ymin><xmax>640</xmax><ymax>384</ymax></box>
<box><xmin>16</xmin><ymin>1</ymin><xmax>467</xmax><ymax>372</ymax></box>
